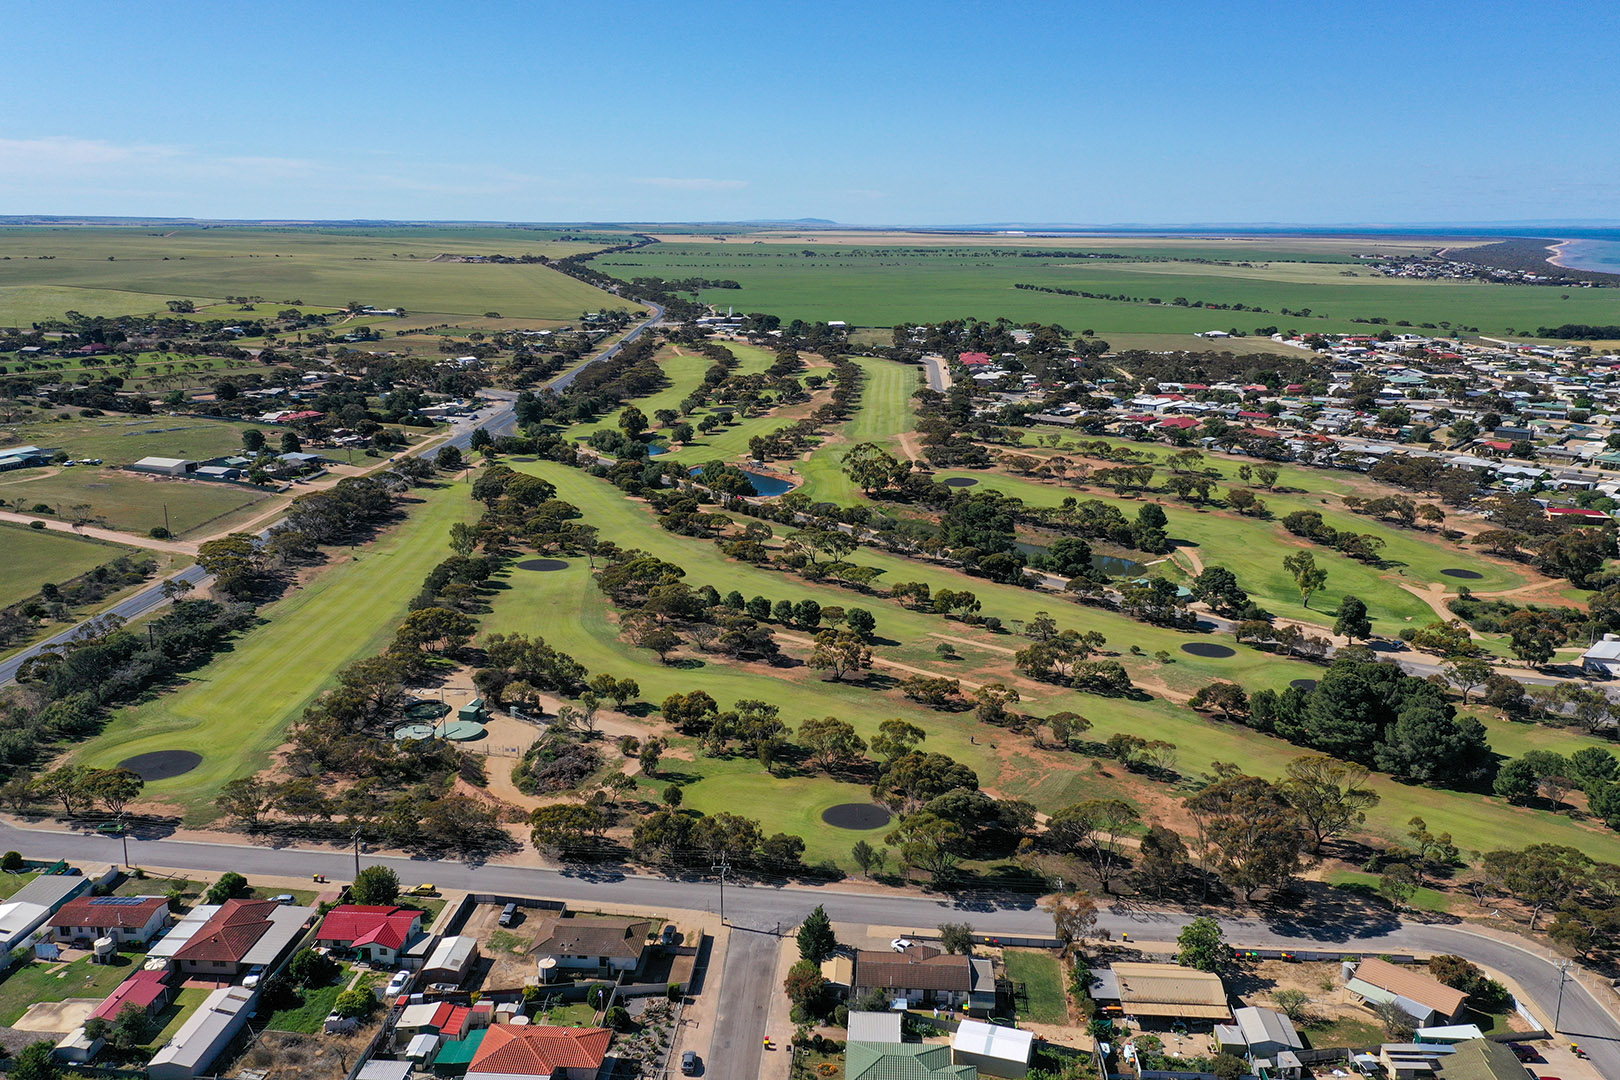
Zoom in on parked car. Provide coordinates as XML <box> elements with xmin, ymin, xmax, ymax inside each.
<box><xmin>890</xmin><ymin>938</ymin><xmax>915</xmax><ymax>952</ymax></box>
<box><xmin>405</xmin><ymin>883</ymin><xmax>438</xmax><ymax>896</ymax></box>
<box><xmin>271</xmin><ymin>894</ymin><xmax>295</xmax><ymax>905</ymax></box>
<box><xmin>499</xmin><ymin>902</ymin><xmax>518</xmax><ymax>927</ymax></box>
<box><xmin>242</xmin><ymin>965</ymin><xmax>265</xmax><ymax>988</ymax></box>
<box><xmin>385</xmin><ymin>970</ymin><xmax>412</xmax><ymax>997</ymax></box>
<box><xmin>680</xmin><ymin>1050</ymin><xmax>700</xmax><ymax>1075</ymax></box>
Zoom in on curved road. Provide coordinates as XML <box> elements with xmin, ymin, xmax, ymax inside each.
<box><xmin>0</xmin><ymin>301</ymin><xmax>664</xmax><ymax>685</ymax></box>
<box><xmin>0</xmin><ymin>820</ymin><xmax>1612</xmax><ymax>1074</ymax></box>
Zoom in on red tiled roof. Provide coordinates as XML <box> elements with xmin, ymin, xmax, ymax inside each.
<box><xmin>1156</xmin><ymin>417</ymin><xmax>1199</xmax><ymax>429</ymax></box>
<box><xmin>92</xmin><ymin>969</ymin><xmax>170</xmax><ymax>1020</ymax></box>
<box><xmin>173</xmin><ymin>899</ymin><xmax>279</xmax><ymax>965</ymax></box>
<box><xmin>469</xmin><ymin>1025</ymin><xmax>612</xmax><ymax>1077</ymax></box>
<box><xmin>317</xmin><ymin>905</ymin><xmax>420</xmax><ymax>951</ymax></box>
<box><xmin>958</xmin><ymin>352</ymin><xmax>991</xmax><ymax>365</ymax></box>
<box><xmin>50</xmin><ymin>896</ymin><xmax>168</xmax><ymax>930</ymax></box>
<box><xmin>1548</xmin><ymin>506</ymin><xmax>1610</xmax><ymax>518</ymax></box>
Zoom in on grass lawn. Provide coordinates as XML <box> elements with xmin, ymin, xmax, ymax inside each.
<box><xmin>113</xmin><ymin>875</ymin><xmax>206</xmax><ymax>905</ymax></box>
<box><xmin>0</xmin><ymin>523</ymin><xmax>131</xmax><ymax>609</ymax></box>
<box><xmin>263</xmin><ymin>973</ymin><xmax>349</xmax><ymax>1033</ymax></box>
<box><xmin>0</xmin><ymin>951</ymin><xmax>145</xmax><ymax>1025</ymax></box>
<box><xmin>141</xmin><ymin>986</ymin><xmax>210</xmax><ymax>1054</ymax></box>
<box><xmin>1004</xmin><ymin>949</ymin><xmax>1068</xmax><ymax>1024</ymax></box>
<box><xmin>0</xmin><ymin>872</ymin><xmax>39</xmax><ymax>900</ymax></box>
<box><xmin>2</xmin><ymin>469</ymin><xmax>271</xmax><ymax>537</ymax></box>
<box><xmin>1326</xmin><ymin>870</ymin><xmax>1452</xmax><ymax>914</ymax></box>
<box><xmin>74</xmin><ymin>481</ymin><xmax>477</xmax><ymax>822</ymax></box>
<box><xmin>532</xmin><ymin>1000</ymin><xmax>598</xmax><ymax>1027</ymax></box>
<box><xmin>1302</xmin><ymin>1013</ymin><xmax>1385</xmax><ymax>1050</ymax></box>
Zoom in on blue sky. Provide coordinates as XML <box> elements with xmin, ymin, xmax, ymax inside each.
<box><xmin>2</xmin><ymin>0</ymin><xmax>1616</xmax><ymax>225</ymax></box>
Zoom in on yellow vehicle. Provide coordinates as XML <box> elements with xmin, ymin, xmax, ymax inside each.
<box><xmin>406</xmin><ymin>883</ymin><xmax>438</xmax><ymax>897</ymax></box>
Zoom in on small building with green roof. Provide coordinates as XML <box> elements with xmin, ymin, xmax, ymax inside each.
<box><xmin>845</xmin><ymin>1041</ymin><xmax>978</xmax><ymax>1080</ymax></box>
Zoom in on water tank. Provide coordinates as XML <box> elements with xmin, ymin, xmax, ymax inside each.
<box><xmin>1341</xmin><ymin>959</ymin><xmax>1357</xmax><ymax>982</ymax></box>
<box><xmin>92</xmin><ymin>936</ymin><xmax>116</xmax><ymax>965</ymax></box>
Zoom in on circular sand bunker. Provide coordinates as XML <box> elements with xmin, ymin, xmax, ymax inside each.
<box><xmin>942</xmin><ymin>477</ymin><xmax>979</xmax><ymax>488</ymax></box>
<box><xmin>1290</xmin><ymin>678</ymin><xmax>1318</xmax><ymax>691</ymax></box>
<box><xmin>1181</xmin><ymin>642</ymin><xmax>1236</xmax><ymax>659</ymax></box>
<box><xmin>821</xmin><ymin>804</ymin><xmax>893</xmax><ymax>830</ymax></box>
<box><xmin>1440</xmin><ymin>568</ymin><xmax>1483</xmax><ymax>580</ymax></box>
<box><xmin>516</xmin><ymin>558</ymin><xmax>569</xmax><ymax>572</ymax></box>
<box><xmin>118</xmin><ymin>750</ymin><xmax>202</xmax><ymax>782</ymax></box>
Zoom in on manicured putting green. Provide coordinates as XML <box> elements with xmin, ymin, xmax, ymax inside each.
<box><xmin>1440</xmin><ymin>568</ymin><xmax>1484</xmax><ymax>580</ymax></box>
<box><xmin>118</xmin><ymin>750</ymin><xmax>201</xmax><ymax>781</ymax></box>
<box><xmin>516</xmin><ymin>558</ymin><xmax>570</xmax><ymax>572</ymax></box>
<box><xmin>1182</xmin><ymin>642</ymin><xmax>1236</xmax><ymax>658</ymax></box>
<box><xmin>820</xmin><ymin>803</ymin><xmax>893</xmax><ymax>830</ymax></box>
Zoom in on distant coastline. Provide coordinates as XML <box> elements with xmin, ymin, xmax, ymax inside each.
<box><xmin>1549</xmin><ymin>237</ymin><xmax>1620</xmax><ymax>274</ymax></box>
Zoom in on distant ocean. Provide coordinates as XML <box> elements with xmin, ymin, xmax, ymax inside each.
<box><xmin>1552</xmin><ymin>238</ymin><xmax>1620</xmax><ymax>274</ymax></box>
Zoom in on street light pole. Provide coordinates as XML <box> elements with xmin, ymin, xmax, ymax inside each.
<box><xmin>119</xmin><ymin>813</ymin><xmax>129</xmax><ymax>868</ymax></box>
<box><xmin>1554</xmin><ymin>959</ymin><xmax>1574</xmax><ymax>1031</ymax></box>
<box><xmin>352</xmin><ymin>827</ymin><xmax>363</xmax><ymax>882</ymax></box>
<box><xmin>713</xmin><ymin>854</ymin><xmax>730</xmax><ymax>925</ymax></box>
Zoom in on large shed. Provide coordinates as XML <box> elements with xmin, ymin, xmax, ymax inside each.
<box><xmin>1105</xmin><ymin>962</ymin><xmax>1230</xmax><ymax>1022</ymax></box>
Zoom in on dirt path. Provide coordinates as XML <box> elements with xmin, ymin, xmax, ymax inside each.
<box><xmin>1398</xmin><ymin>581</ymin><xmax>1471</xmax><ymax>629</ymax></box>
<box><xmin>927</xmin><ymin>632</ymin><xmax>1017</xmax><ymax>655</ymax></box>
<box><xmin>0</xmin><ymin>510</ymin><xmax>199</xmax><ymax>554</ymax></box>
<box><xmin>0</xmin><ymin>466</ymin><xmax>60</xmax><ymax>485</ymax></box>
<box><xmin>775</xmin><ymin>632</ymin><xmax>985</xmax><ymax>689</ymax></box>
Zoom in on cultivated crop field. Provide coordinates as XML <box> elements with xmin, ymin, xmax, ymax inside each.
<box><xmin>0</xmin><ymin>226</ymin><xmax>634</xmax><ymax>323</ymax></box>
<box><xmin>594</xmin><ymin>238</ymin><xmax>1617</xmax><ymax>335</ymax></box>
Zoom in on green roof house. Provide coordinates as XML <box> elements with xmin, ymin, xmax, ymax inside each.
<box><xmin>845</xmin><ymin>1041</ymin><xmax>977</xmax><ymax>1080</ymax></box>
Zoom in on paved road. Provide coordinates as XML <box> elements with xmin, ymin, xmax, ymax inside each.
<box><xmin>923</xmin><ymin>355</ymin><xmax>952</xmax><ymax>393</ymax></box>
<box><xmin>0</xmin><ymin>300</ymin><xmax>662</xmax><ymax>686</ymax></box>
<box><xmin>708</xmin><ymin>926</ymin><xmax>777</xmax><ymax>1080</ymax></box>
<box><xmin>4</xmin><ymin>820</ymin><xmax>1614</xmax><ymax>1074</ymax></box>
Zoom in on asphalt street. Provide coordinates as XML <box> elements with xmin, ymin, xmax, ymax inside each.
<box><xmin>1</xmin><ymin>819</ymin><xmax>1613</xmax><ymax>1077</ymax></box>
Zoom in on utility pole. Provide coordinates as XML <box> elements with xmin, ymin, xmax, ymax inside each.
<box><xmin>1555</xmin><ymin>958</ymin><xmax>1574</xmax><ymax>1031</ymax></box>
<box><xmin>713</xmin><ymin>853</ymin><xmax>730</xmax><ymax>925</ymax></box>
<box><xmin>118</xmin><ymin>813</ymin><xmax>129</xmax><ymax>868</ymax></box>
<box><xmin>163</xmin><ymin>503</ymin><xmax>170</xmax><ymax>536</ymax></box>
<box><xmin>352</xmin><ymin>826</ymin><xmax>363</xmax><ymax>881</ymax></box>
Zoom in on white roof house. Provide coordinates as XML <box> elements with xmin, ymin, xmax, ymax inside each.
<box><xmin>846</xmin><ymin>1010</ymin><xmax>902</xmax><ymax>1043</ymax></box>
<box><xmin>952</xmin><ymin>1018</ymin><xmax>1035</xmax><ymax>1078</ymax></box>
<box><xmin>146</xmin><ymin>904</ymin><xmax>221</xmax><ymax>962</ymax></box>
<box><xmin>146</xmin><ymin>985</ymin><xmax>257</xmax><ymax>1080</ymax></box>
<box><xmin>1581</xmin><ymin>635</ymin><xmax>1620</xmax><ymax>676</ymax></box>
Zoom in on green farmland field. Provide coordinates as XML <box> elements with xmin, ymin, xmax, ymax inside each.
<box><xmin>0</xmin><ymin>226</ymin><xmax>633</xmax><ymax>323</ymax></box>
<box><xmin>74</xmin><ymin>481</ymin><xmax>475</xmax><ymax>821</ymax></box>
<box><xmin>2</xmin><ymin>469</ymin><xmax>271</xmax><ymax>537</ymax></box>
<box><xmin>593</xmin><ymin>241</ymin><xmax>1617</xmax><ymax>336</ymax></box>
<box><xmin>0</xmin><ymin>523</ymin><xmax>134</xmax><ymax>609</ymax></box>
<box><xmin>1</xmin><ymin>413</ymin><xmax>252</xmax><ymax>465</ymax></box>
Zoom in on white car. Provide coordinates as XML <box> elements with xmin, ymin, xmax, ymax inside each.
<box><xmin>385</xmin><ymin>970</ymin><xmax>412</xmax><ymax>997</ymax></box>
<box><xmin>890</xmin><ymin>938</ymin><xmax>916</xmax><ymax>952</ymax></box>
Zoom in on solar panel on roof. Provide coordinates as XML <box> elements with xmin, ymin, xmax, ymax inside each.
<box><xmin>89</xmin><ymin>896</ymin><xmax>147</xmax><ymax>905</ymax></box>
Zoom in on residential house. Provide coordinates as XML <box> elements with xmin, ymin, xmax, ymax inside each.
<box><xmin>845</xmin><ymin>1041</ymin><xmax>976</xmax><ymax>1080</ymax></box>
<box><xmin>49</xmin><ymin>896</ymin><xmax>170</xmax><ymax>946</ymax></box>
<box><xmin>530</xmin><ymin>915</ymin><xmax>649</xmax><ymax>977</ymax></box>
<box><xmin>846</xmin><ymin>1010</ymin><xmax>902</xmax><ymax>1043</ymax></box>
<box><xmin>1347</xmin><ymin>958</ymin><xmax>1469</xmax><ymax>1026</ymax></box>
<box><xmin>1215</xmin><ymin>1006</ymin><xmax>1304</xmax><ymax>1077</ymax></box>
<box><xmin>464</xmin><ymin>1024</ymin><xmax>613</xmax><ymax>1080</ymax></box>
<box><xmin>397</xmin><ymin>1001</ymin><xmax>475</xmax><ymax>1043</ymax></box>
<box><xmin>1580</xmin><ymin>634</ymin><xmax>1620</xmax><ymax>677</ymax></box>
<box><xmin>1434</xmin><ymin>1038</ymin><xmax>1534</xmax><ymax>1080</ymax></box>
<box><xmin>169</xmin><ymin>898</ymin><xmax>312</xmax><ymax>979</ymax></box>
<box><xmin>91</xmin><ymin>968</ymin><xmax>173</xmax><ymax>1023</ymax></box>
<box><xmin>0</xmin><ymin>873</ymin><xmax>91</xmax><ymax>952</ymax></box>
<box><xmin>1097</xmin><ymin>962</ymin><xmax>1230</xmax><ymax>1023</ymax></box>
<box><xmin>316</xmin><ymin>905</ymin><xmax>425</xmax><ymax>966</ymax></box>
<box><xmin>952</xmin><ymin>1018</ymin><xmax>1034</xmax><ymax>1078</ymax></box>
<box><xmin>850</xmin><ymin>945</ymin><xmax>988</xmax><ymax>1011</ymax></box>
